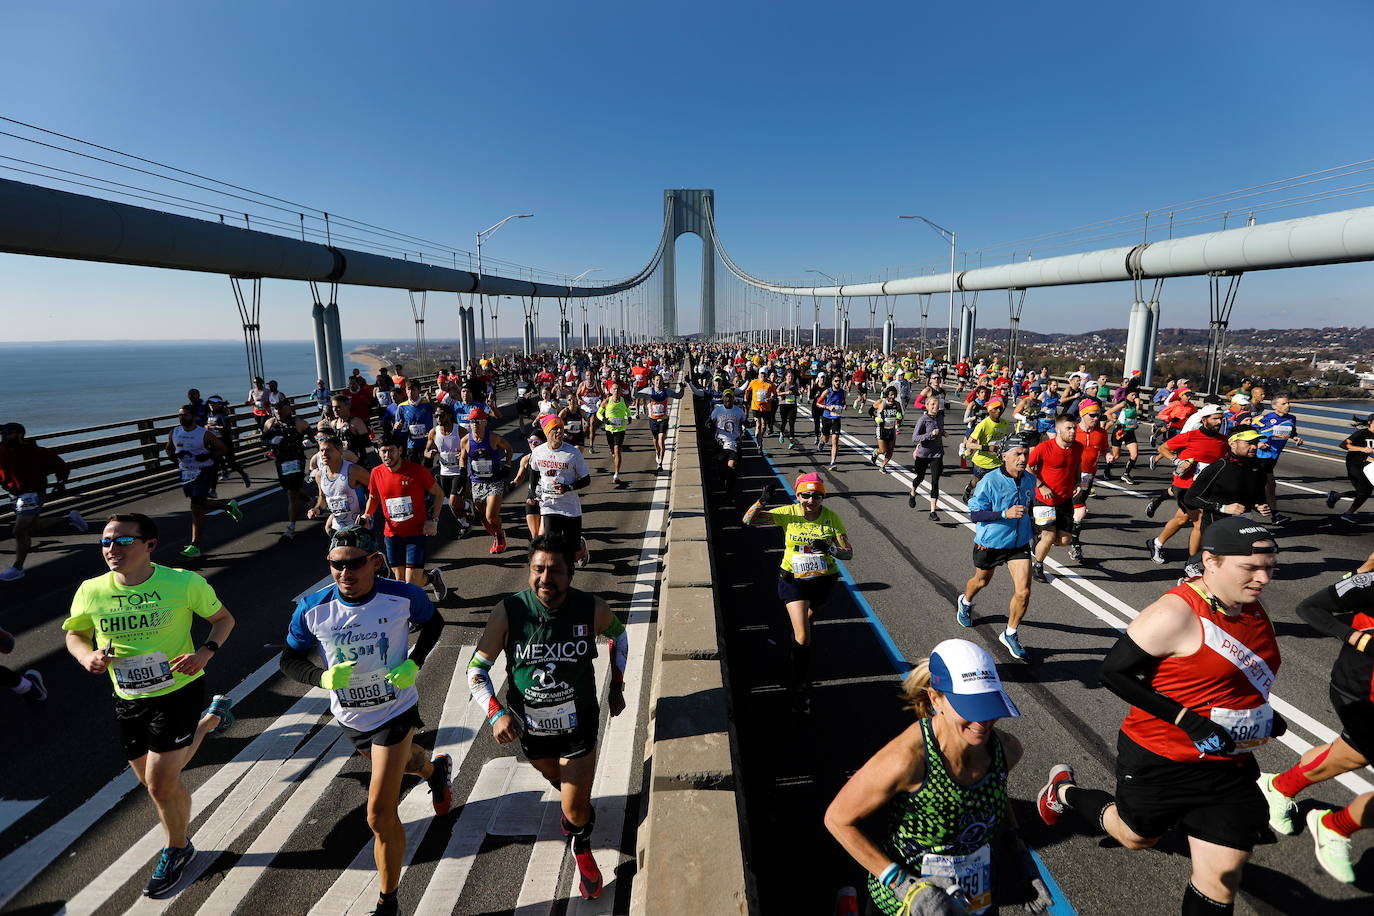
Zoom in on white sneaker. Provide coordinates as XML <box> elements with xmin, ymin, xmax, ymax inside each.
<box><xmin>1258</xmin><ymin>773</ymin><xmax>1299</xmax><ymax>836</ymax></box>
<box><xmin>67</xmin><ymin>510</ymin><xmax>90</xmax><ymax>533</ymax></box>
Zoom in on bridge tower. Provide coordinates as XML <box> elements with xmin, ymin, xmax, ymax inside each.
<box><xmin>661</xmin><ymin>189</ymin><xmax>716</xmax><ymax>339</ymax></box>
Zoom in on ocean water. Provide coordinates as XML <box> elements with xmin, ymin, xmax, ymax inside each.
<box><xmin>0</xmin><ymin>340</ymin><xmax>385</xmax><ymax>438</ymax></box>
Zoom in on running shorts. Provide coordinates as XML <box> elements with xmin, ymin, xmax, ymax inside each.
<box><xmin>1034</xmin><ymin>502</ymin><xmax>1074</xmax><ymax>533</ymax></box>
<box><xmin>114</xmin><ymin>679</ymin><xmax>206</xmax><ymax>760</ymax></box>
<box><xmin>876</xmin><ymin>427</ymin><xmax>896</xmax><ymax>444</ymax></box>
<box><xmin>278</xmin><ymin>470</ymin><xmax>306</xmax><ymax>492</ymax></box>
<box><xmin>649</xmin><ymin>419</ymin><xmax>669</xmax><ymax>437</ymax></box>
<box><xmin>1176</xmin><ymin>487</ymin><xmax>1196</xmax><ymax>512</ymax></box>
<box><xmin>777</xmin><ymin>570</ymin><xmax>838</xmax><ymax>606</ymax></box>
<box><xmin>541</xmin><ymin>513</ymin><xmax>583</xmax><ymax>546</ymax></box>
<box><xmin>519</xmin><ymin>715</ymin><xmax>598</xmax><ymax>762</ymax></box>
<box><xmin>343</xmin><ymin>703</ymin><xmax>423</xmax><ymax>752</ymax></box>
<box><xmin>972</xmin><ymin>543</ymin><xmax>1032</xmax><ymax>570</ymax></box>
<box><xmin>384</xmin><ymin>533</ymin><xmax>427</xmax><ymax>567</ymax></box>
<box><xmin>1329</xmin><ymin>684</ymin><xmax>1374</xmax><ymax>760</ymax></box>
<box><xmin>1112</xmin><ymin>427</ymin><xmax>1137</xmax><ymax>446</ymax></box>
<box><xmin>439</xmin><ymin>474</ymin><xmax>465</xmax><ymax>497</ymax></box>
<box><xmin>472</xmin><ymin>479</ymin><xmax>506</xmax><ymax>502</ymax></box>
<box><xmin>821</xmin><ymin>416</ymin><xmax>843</xmax><ymax>437</ymax></box>
<box><xmin>181</xmin><ymin>467</ymin><xmax>218</xmax><ymax>503</ymax></box>
<box><xmin>1113</xmin><ymin>732</ymin><xmax>1269</xmax><ymax>852</ymax></box>
<box><xmin>604</xmin><ymin>429</ymin><xmax>626</xmax><ymax>449</ymax></box>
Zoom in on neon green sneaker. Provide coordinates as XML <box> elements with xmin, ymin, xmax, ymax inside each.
<box><xmin>180</xmin><ymin>544</ymin><xmax>202</xmax><ymax>559</ymax></box>
<box><xmin>1258</xmin><ymin>773</ymin><xmax>1299</xmax><ymax>836</ymax></box>
<box><xmin>1306</xmin><ymin>808</ymin><xmax>1356</xmax><ymax>883</ymax></box>
<box><xmin>226</xmin><ymin>500</ymin><xmax>244</xmax><ymax>523</ymax></box>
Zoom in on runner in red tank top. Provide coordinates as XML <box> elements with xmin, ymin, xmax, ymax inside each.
<box><xmin>1034</xmin><ymin>517</ymin><xmax>1282</xmax><ymax>915</ymax></box>
<box><xmin>1026</xmin><ymin>414</ymin><xmax>1083</xmax><ymax>583</ymax></box>
<box><xmin>1066</xmin><ymin>403</ymin><xmax>1108</xmax><ymax>562</ymax></box>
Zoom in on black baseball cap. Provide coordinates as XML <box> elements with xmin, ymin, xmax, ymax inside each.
<box><xmin>329</xmin><ymin>525</ymin><xmax>378</xmax><ymax>554</ymax></box>
<box><xmin>1201</xmin><ymin>517</ymin><xmax>1277</xmax><ymax>556</ymax></box>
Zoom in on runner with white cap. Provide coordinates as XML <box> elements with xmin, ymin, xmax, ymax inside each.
<box><xmin>825</xmin><ymin>638</ymin><xmax>1052</xmax><ymax>915</ymax></box>
<box><xmin>1144</xmin><ymin>404</ymin><xmax>1228</xmax><ymax>565</ymax></box>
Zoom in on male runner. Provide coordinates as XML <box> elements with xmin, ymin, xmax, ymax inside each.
<box><xmin>746</xmin><ymin>369</ymin><xmax>777</xmax><ymax>454</ymax></box>
<box><xmin>394</xmin><ymin>380</ymin><xmax>436</xmax><ymax>466</ymax></box>
<box><xmin>1260</xmin><ymin>550</ymin><xmax>1374</xmax><ymax>882</ymax></box>
<box><xmin>1182</xmin><ymin>426</ymin><xmax>1271</xmax><ymax>528</ymax></box>
<box><xmin>1254</xmin><ymin>394</ymin><xmax>1304</xmax><ymax>522</ymax></box>
<box><xmin>962</xmin><ymin>397</ymin><xmax>1011</xmax><ymax>502</ymax></box>
<box><xmin>816</xmin><ymin>375</ymin><xmax>848</xmax><ymax>471</ymax></box>
<box><xmin>1146</xmin><ymin>405</ymin><xmax>1229</xmax><ymax>565</ymax></box>
<box><xmin>204</xmin><ymin>396</ymin><xmax>252</xmax><ymax>486</ymax></box>
<box><xmin>595</xmin><ymin>381</ymin><xmax>633</xmax><ymax>488</ymax></box>
<box><xmin>364</xmin><ymin>433</ymin><xmax>449</xmax><ymax>602</ymax></box>
<box><xmin>636</xmin><ymin>373</ymin><xmax>685</xmax><ymax>471</ymax></box>
<box><xmin>424</xmin><ymin>404</ymin><xmax>471</xmax><ymax>536</ymax></box>
<box><xmin>0</xmin><ymin>421</ymin><xmax>88</xmax><ymax>580</ymax></box>
<box><xmin>459</xmin><ymin>408</ymin><xmax>515</xmax><ymax>554</ymax></box>
<box><xmin>262</xmin><ymin>399</ymin><xmax>312</xmax><ymax>541</ymax></box>
<box><xmin>958</xmin><ymin>435</ymin><xmax>1038</xmax><ymax>661</ymax></box>
<box><xmin>525</xmin><ymin>415</ymin><xmax>593</xmax><ymax>567</ymax></box>
<box><xmin>1066</xmin><ymin>400</ymin><xmax>1109</xmax><ymax>562</ymax></box>
<box><xmin>279</xmin><ymin>525</ymin><xmax>449</xmax><ymax>916</ymax></box>
<box><xmin>708</xmin><ymin>387</ymin><xmax>747</xmax><ymax>497</ymax></box>
<box><xmin>167</xmin><ymin>406</ymin><xmax>243</xmax><ymax>558</ymax></box>
<box><xmin>1038</xmin><ymin>517</ymin><xmax>1284</xmax><ymax>916</ymax></box>
<box><xmin>466</xmin><ymin>534</ymin><xmax>628</xmax><ymax>900</ymax></box>
<box><xmin>1027</xmin><ymin>415</ymin><xmax>1083</xmax><ymax>584</ymax></box>
<box><xmin>308</xmin><ymin>433</ymin><xmax>372</xmax><ymax>534</ymax></box>
<box><xmin>63</xmin><ymin>513</ymin><xmax>236</xmax><ymax>897</ymax></box>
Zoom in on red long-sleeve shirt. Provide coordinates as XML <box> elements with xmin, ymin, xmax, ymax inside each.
<box><xmin>0</xmin><ymin>442</ymin><xmax>69</xmax><ymax>495</ymax></box>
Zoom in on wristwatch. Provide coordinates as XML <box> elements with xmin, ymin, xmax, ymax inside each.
<box><xmin>201</xmin><ymin>640</ymin><xmax>221</xmax><ymax>654</ymax></box>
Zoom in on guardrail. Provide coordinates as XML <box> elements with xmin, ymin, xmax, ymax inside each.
<box><xmin>0</xmin><ymin>373</ymin><xmax>443</xmax><ymax>525</ymax></box>
<box><xmin>633</xmin><ymin>390</ymin><xmax>754</xmax><ymax>915</ymax></box>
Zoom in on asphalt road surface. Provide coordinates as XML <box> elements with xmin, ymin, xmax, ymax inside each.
<box><xmin>0</xmin><ymin>399</ymin><xmax>677</xmax><ymax>916</ymax></box>
<box><xmin>704</xmin><ymin>401</ymin><xmax>1374</xmax><ymax>915</ymax></box>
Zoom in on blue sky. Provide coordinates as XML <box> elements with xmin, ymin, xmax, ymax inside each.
<box><xmin>3</xmin><ymin>0</ymin><xmax>1373</xmax><ymax>341</ymax></box>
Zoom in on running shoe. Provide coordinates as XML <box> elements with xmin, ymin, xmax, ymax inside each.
<box><xmin>67</xmin><ymin>510</ymin><xmax>90</xmax><ymax>533</ymax></box>
<box><xmin>999</xmin><ymin>629</ymin><xmax>1028</xmax><ymax>661</ymax></box>
<box><xmin>1101</xmin><ymin>465</ymin><xmax>1114</xmax><ymax>480</ymax></box>
<box><xmin>428</xmin><ymin>753</ymin><xmax>453</xmax><ymax>815</ymax></box>
<box><xmin>203</xmin><ymin>694</ymin><xmax>234</xmax><ymax>734</ymax></box>
<box><xmin>367</xmin><ymin>898</ymin><xmax>400</xmax><ymax>916</ymax></box>
<box><xmin>955</xmin><ymin>595</ymin><xmax>974</xmax><ymax>628</ymax></box>
<box><xmin>1067</xmin><ymin>544</ymin><xmax>1083</xmax><ymax>562</ymax></box>
<box><xmin>1036</xmin><ymin>764</ymin><xmax>1075</xmax><ymax>826</ymax></box>
<box><xmin>180</xmin><ymin>545</ymin><xmax>202</xmax><ymax>559</ymax></box>
<box><xmin>827</xmin><ymin>464</ymin><xmax>838</xmax><ymax>471</ymax></box>
<box><xmin>869</xmin><ymin>453</ymin><xmax>878</xmax><ymax>466</ymax></box>
<box><xmin>1271</xmin><ymin>513</ymin><xmax>1291</xmax><ymax>524</ymax></box>
<box><xmin>220</xmin><ymin>469</ymin><xmax>231</xmax><ymax>481</ymax></box>
<box><xmin>1032</xmin><ymin>561</ymin><xmax>1049</xmax><ymax>584</ymax></box>
<box><xmin>226</xmin><ymin>500</ymin><xmax>244</xmax><ymax>522</ymax></box>
<box><xmin>427</xmin><ymin>568</ymin><xmax>448</xmax><ymax>603</ymax></box>
<box><xmin>1307</xmin><ymin>809</ymin><xmax>1356</xmax><ymax>883</ymax></box>
<box><xmin>1147</xmin><ymin>539</ymin><xmax>1166</xmax><ymax>565</ymax></box>
<box><xmin>928</xmin><ymin>511</ymin><xmax>939</xmax><ymax>522</ymax></box>
<box><xmin>962</xmin><ymin>482</ymin><xmax>975</xmax><ymax>502</ymax></box>
<box><xmin>0</xmin><ymin>566</ymin><xmax>25</xmax><ymax>582</ymax></box>
<box><xmin>1144</xmin><ymin>494</ymin><xmax>1164</xmax><ymax>519</ymax></box>
<box><xmin>908</xmin><ymin>492</ymin><xmax>917</xmax><ymax>509</ymax></box>
<box><xmin>791</xmin><ymin>685</ymin><xmax>813</xmax><ymax>716</ymax></box>
<box><xmin>21</xmin><ymin>669</ymin><xmax>47</xmax><ymax>702</ymax></box>
<box><xmin>1326</xmin><ymin>490</ymin><xmax>1339</xmax><ymax>510</ymax></box>
<box><xmin>574</xmin><ymin>845</ymin><xmax>604</xmax><ymax>899</ymax></box>
<box><xmin>1340</xmin><ymin>513</ymin><xmax>1361</xmax><ymax>524</ymax></box>
<box><xmin>143</xmin><ymin>843</ymin><xmax>196</xmax><ymax>898</ymax></box>
<box><xmin>239</xmin><ymin>470</ymin><xmax>251</xmax><ymax>488</ymax></box>
<box><xmin>1258</xmin><ymin>773</ymin><xmax>1299</xmax><ymax>836</ymax></box>
<box><xmin>1120</xmin><ymin>474</ymin><xmax>1137</xmax><ymax>486</ymax></box>
<box><xmin>1148</xmin><ymin>454</ymin><xmax>1159</xmax><ymax>471</ymax></box>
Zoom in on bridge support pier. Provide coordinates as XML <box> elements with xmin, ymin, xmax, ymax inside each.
<box><xmin>523</xmin><ymin>317</ymin><xmax>535</xmax><ymax>356</ymax></box>
<box><xmin>458</xmin><ymin>304</ymin><xmax>474</xmax><ymax>367</ymax></box>
<box><xmin>812</xmin><ymin>320</ymin><xmax>821</xmax><ymax>346</ymax></box>
<box><xmin>311</xmin><ymin>299</ymin><xmax>329</xmax><ymax>385</ymax></box>
<box><xmin>957</xmin><ymin>293</ymin><xmax>978</xmax><ymax>361</ymax></box>
<box><xmin>882</xmin><ymin>318</ymin><xmax>895</xmax><ymax>356</ymax></box>
<box><xmin>1125</xmin><ymin>277</ymin><xmax>1164</xmax><ymax>384</ymax></box>
<box><xmin>323</xmin><ymin>298</ymin><xmax>345</xmax><ymax>390</ymax></box>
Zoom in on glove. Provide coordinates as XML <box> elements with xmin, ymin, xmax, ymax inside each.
<box><xmin>1178</xmin><ymin>708</ymin><xmax>1236</xmax><ymax>755</ymax></box>
<box><xmin>887</xmin><ymin>871</ymin><xmax>968</xmax><ymax>916</ymax></box>
<box><xmin>759</xmin><ymin>483</ymin><xmax>778</xmax><ymax>504</ymax></box>
<box><xmin>1024</xmin><ymin>877</ymin><xmax>1053</xmax><ymax>914</ymax></box>
<box><xmin>385</xmin><ymin>659</ymin><xmax>419</xmax><ymax>690</ymax></box>
<box><xmin>808</xmin><ymin>538</ymin><xmax>833</xmax><ymax>555</ymax></box>
<box><xmin>319</xmin><ymin>660</ymin><xmax>356</xmax><ymax>690</ymax></box>
<box><xmin>1271</xmin><ymin>709</ymin><xmax>1287</xmax><ymax>738</ymax></box>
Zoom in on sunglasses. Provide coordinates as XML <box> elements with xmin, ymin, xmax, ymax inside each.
<box><xmin>328</xmin><ymin>556</ymin><xmax>373</xmax><ymax>571</ymax></box>
<box><xmin>797</xmin><ymin>492</ymin><xmax>823</xmax><ymax>500</ymax></box>
<box><xmin>99</xmin><ymin>535</ymin><xmax>147</xmax><ymax>547</ymax></box>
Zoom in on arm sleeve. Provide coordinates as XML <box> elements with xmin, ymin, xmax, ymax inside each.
<box><xmin>467</xmin><ymin>651</ymin><xmax>504</xmax><ymax>719</ymax></box>
<box><xmin>1182</xmin><ymin>461</ymin><xmax>1226</xmax><ymax>512</ymax></box>
<box><xmin>279</xmin><ymin>645</ymin><xmax>327</xmax><ymax>687</ymax></box>
<box><xmin>1296</xmin><ymin>580</ymin><xmax>1366</xmax><ymax>642</ymax></box>
<box><xmin>602</xmin><ymin>616</ymin><xmax>628</xmax><ymax>685</ymax></box>
<box><xmin>1098</xmin><ymin>634</ymin><xmax>1186</xmax><ymax>723</ymax></box>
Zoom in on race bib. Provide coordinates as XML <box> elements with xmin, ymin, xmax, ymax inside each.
<box><xmin>180</xmin><ymin>468</ymin><xmax>202</xmax><ymax>483</ymax></box>
<box><xmin>336</xmin><ymin>667</ymin><xmax>397</xmax><ymax>709</ymax></box>
<box><xmin>921</xmin><ymin>844</ymin><xmax>992</xmax><ymax>914</ymax></box>
<box><xmin>1032</xmin><ymin>504</ymin><xmax>1058</xmax><ymax>526</ymax></box>
<box><xmin>783</xmin><ymin>395</ymin><xmax>796</xmax><ymax>405</ymax></box>
<box><xmin>883</xmin><ymin>416</ymin><xmax>897</xmax><ymax>428</ymax></box>
<box><xmin>790</xmin><ymin>552</ymin><xmax>828</xmax><ymax>579</ymax></box>
<box><xmin>439</xmin><ymin>450</ymin><xmax>460</xmax><ymax>469</ymax></box>
<box><xmin>526</xmin><ymin>699</ymin><xmax>578</xmax><ymax>735</ymax></box>
<box><xmin>385</xmin><ymin>495</ymin><xmax>413</xmax><ymax>522</ymax></box>
<box><xmin>650</xmin><ymin>402</ymin><xmax>667</xmax><ymax>418</ymax></box>
<box><xmin>1271</xmin><ymin>422</ymin><xmax>1293</xmax><ymax>439</ymax></box>
<box><xmin>111</xmin><ymin>651</ymin><xmax>174</xmax><ymax>696</ymax></box>
<box><xmin>757</xmin><ymin>390</ymin><xmax>772</xmax><ymax>404</ymax></box>
<box><xmin>326</xmin><ymin>495</ymin><xmax>352</xmax><ymax>515</ymax></box>
<box><xmin>471</xmin><ymin>458</ymin><xmax>494</xmax><ymax>478</ymax></box>
<box><xmin>15</xmin><ymin>492</ymin><xmax>40</xmax><ymax>512</ymax></box>
<box><xmin>1210</xmin><ymin>704</ymin><xmax>1274</xmax><ymax>754</ymax></box>
<box><xmin>279</xmin><ymin>460</ymin><xmax>302</xmax><ymax>475</ymax></box>
<box><xmin>408</xmin><ymin>423</ymin><xmax>426</xmax><ymax>437</ymax></box>
<box><xmin>565</xmin><ymin>421</ymin><xmax>582</xmax><ymax>434</ymax></box>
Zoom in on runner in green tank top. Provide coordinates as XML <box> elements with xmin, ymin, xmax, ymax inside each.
<box><xmin>826</xmin><ymin>639</ymin><xmax>1055</xmax><ymax>915</ymax></box>
<box><xmin>466</xmin><ymin>534</ymin><xmax>629</xmax><ymax>901</ymax></box>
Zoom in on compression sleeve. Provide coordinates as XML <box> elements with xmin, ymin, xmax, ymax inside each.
<box><xmin>408</xmin><ymin>612</ymin><xmax>444</xmax><ymax>668</ymax></box>
<box><xmin>1098</xmin><ymin>634</ymin><xmax>1187</xmax><ymax>723</ymax></box>
<box><xmin>279</xmin><ymin>645</ymin><xmax>326</xmax><ymax>688</ymax></box>
<box><xmin>1296</xmin><ymin>584</ymin><xmax>1362</xmax><ymax>642</ymax></box>
<box><xmin>572</xmin><ymin>474</ymin><xmax>592</xmax><ymax>491</ymax></box>
<box><xmin>602</xmin><ymin>617</ymin><xmax>628</xmax><ymax>686</ymax></box>
<box><xmin>467</xmin><ymin>651</ymin><xmax>504</xmax><ymax>721</ymax></box>
<box><xmin>1181</xmin><ymin>461</ymin><xmax>1226</xmax><ymax>513</ymax></box>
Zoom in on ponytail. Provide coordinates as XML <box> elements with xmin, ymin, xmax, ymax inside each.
<box><xmin>899</xmin><ymin>658</ymin><xmax>940</xmax><ymax>719</ymax></box>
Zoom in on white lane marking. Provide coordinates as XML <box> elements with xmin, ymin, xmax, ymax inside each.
<box><xmin>209</xmin><ymin>484</ymin><xmax>284</xmax><ymax>516</ymax></box>
<box><xmin>512</xmin><ymin>791</ymin><xmax>568</xmax><ymax>916</ymax></box>
<box><xmin>801</xmin><ymin>408</ymin><xmax>1374</xmax><ymax>794</ymax></box>
<box><xmin>61</xmin><ymin>696</ymin><xmax>329</xmax><ymax>916</ymax></box>
<box><xmin>309</xmin><ymin>645</ymin><xmax>479</xmax><ymax>916</ymax></box>
<box><xmin>413</xmin><ymin>757</ymin><xmax>516</xmax><ymax>916</ymax></box>
<box><xmin>0</xmin><ymin>799</ymin><xmax>42</xmax><ymax>835</ymax></box>
<box><xmin>489</xmin><ymin>766</ymin><xmax>559</xmax><ymax>837</ymax></box>
<box><xmin>195</xmin><ymin>729</ymin><xmax>352</xmax><ymax>913</ymax></box>
<box><xmin>0</xmin><ymin>651</ymin><xmax>283</xmax><ymax>911</ymax></box>
<box><xmin>123</xmin><ymin>719</ymin><xmax>341</xmax><ymax>916</ymax></box>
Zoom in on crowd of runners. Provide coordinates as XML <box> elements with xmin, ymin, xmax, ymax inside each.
<box><xmin>2</xmin><ymin>341</ymin><xmax>1374</xmax><ymax>914</ymax></box>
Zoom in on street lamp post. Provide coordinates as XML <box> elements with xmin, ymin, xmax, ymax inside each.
<box><xmin>900</xmin><ymin>215</ymin><xmax>957</xmax><ymax>363</ymax></box>
<box><xmin>475</xmin><ymin>212</ymin><xmax>534</xmax><ymax>356</ymax></box>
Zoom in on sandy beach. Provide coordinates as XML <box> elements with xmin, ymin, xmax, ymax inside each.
<box><xmin>348</xmin><ymin>347</ymin><xmax>390</xmax><ymax>374</ymax></box>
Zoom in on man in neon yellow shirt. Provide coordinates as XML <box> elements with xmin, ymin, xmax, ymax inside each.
<box><xmin>63</xmin><ymin>512</ymin><xmax>236</xmax><ymax>899</ymax></box>
<box><xmin>964</xmin><ymin>398</ymin><xmax>1012</xmax><ymax>502</ymax></box>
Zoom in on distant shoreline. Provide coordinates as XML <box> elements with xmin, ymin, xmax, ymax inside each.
<box><xmin>347</xmin><ymin>348</ymin><xmax>390</xmax><ymax>374</ymax></box>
